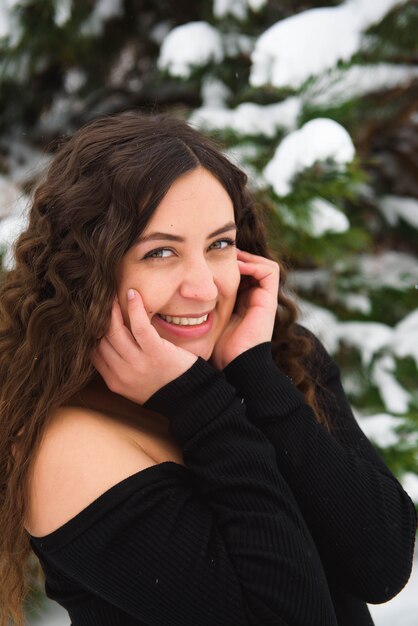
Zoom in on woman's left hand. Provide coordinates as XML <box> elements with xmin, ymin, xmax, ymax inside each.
<box><xmin>211</xmin><ymin>249</ymin><xmax>280</xmax><ymax>370</ymax></box>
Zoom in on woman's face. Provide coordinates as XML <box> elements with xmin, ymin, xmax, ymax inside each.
<box><xmin>117</xmin><ymin>167</ymin><xmax>241</xmax><ymax>360</ymax></box>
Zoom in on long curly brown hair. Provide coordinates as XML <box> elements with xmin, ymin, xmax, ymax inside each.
<box><xmin>0</xmin><ymin>111</ymin><xmax>325</xmax><ymax>625</ymax></box>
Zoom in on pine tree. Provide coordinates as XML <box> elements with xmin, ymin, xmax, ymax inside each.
<box><xmin>0</xmin><ymin>0</ymin><xmax>417</xmax><ymax>616</ymax></box>
<box><xmin>1</xmin><ymin>0</ymin><xmax>417</xmax><ymax>494</ymax></box>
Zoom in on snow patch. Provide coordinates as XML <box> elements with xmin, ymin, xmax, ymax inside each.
<box><xmin>309</xmin><ymin>64</ymin><xmax>418</xmax><ymax>107</ymax></box>
<box><xmin>296</xmin><ymin>299</ymin><xmax>340</xmax><ymax>353</ymax></box>
<box><xmin>38</xmin><ymin>94</ymin><xmax>77</xmax><ymax>133</ymax></box>
<box><xmin>200</xmin><ymin>76</ymin><xmax>231</xmax><ymax>108</ymax></box>
<box><xmin>299</xmin><ymin>299</ymin><xmax>417</xmax><ymax>413</ymax></box>
<box><xmin>223</xmin><ymin>31</ymin><xmax>255</xmax><ymax>57</ymax></box>
<box><xmin>190</xmin><ymin>97</ymin><xmax>301</xmax><ymax>138</ymax></box>
<box><xmin>0</xmin><ymin>175</ymin><xmax>27</xmax><ymax>218</ymax></box>
<box><xmin>308</xmin><ymin>197</ymin><xmax>350</xmax><ymax>237</ymax></box>
<box><xmin>224</xmin><ymin>144</ymin><xmax>262</xmax><ymax>190</ymax></box>
<box><xmin>0</xmin><ymin>0</ymin><xmax>22</xmax><ymax>46</ymax></box>
<box><xmin>336</xmin><ymin>322</ymin><xmax>393</xmax><ymax>366</ymax></box>
<box><xmin>337</xmin><ymin>293</ymin><xmax>371</xmax><ymax>315</ymax></box>
<box><xmin>0</xmin><ymin>211</ymin><xmax>28</xmax><ymax>270</ymax></box>
<box><xmin>214</xmin><ymin>0</ymin><xmax>267</xmax><ymax>20</ymax></box>
<box><xmin>350</xmin><ymin>0</ymin><xmax>410</xmax><ymax>25</ymax></box>
<box><xmin>263</xmin><ymin>118</ymin><xmax>355</xmax><ymax>197</ymax></box>
<box><xmin>0</xmin><ymin>136</ymin><xmax>51</xmax><ymax>185</ymax></box>
<box><xmin>0</xmin><ymin>174</ymin><xmax>30</xmax><ymax>270</ymax></box>
<box><xmin>54</xmin><ymin>0</ymin><xmax>72</xmax><ymax>27</ymax></box>
<box><xmin>109</xmin><ymin>45</ymin><xmax>136</xmax><ymax>86</ymax></box>
<box><xmin>289</xmin><ymin>270</ymin><xmax>371</xmax><ymax>313</ymax></box>
<box><xmin>401</xmin><ymin>473</ymin><xmax>418</xmax><ymax>504</ymax></box>
<box><xmin>250</xmin><ymin>0</ymin><xmax>410</xmax><ymax>89</ymax></box>
<box><xmin>64</xmin><ymin>68</ymin><xmax>86</xmax><ymax>93</ymax></box>
<box><xmin>379</xmin><ymin>195</ymin><xmax>418</xmax><ymax>230</ymax></box>
<box><xmin>355</xmin><ymin>412</ymin><xmax>405</xmax><ymax>448</ymax></box>
<box><xmin>289</xmin><ymin>268</ymin><xmax>331</xmax><ymax>291</ymax></box>
<box><xmin>150</xmin><ymin>21</ymin><xmax>171</xmax><ymax>46</ymax></box>
<box><xmin>357</xmin><ymin>252</ymin><xmax>418</xmax><ymax>290</ymax></box>
<box><xmin>298</xmin><ymin>300</ymin><xmax>393</xmax><ymax>365</ymax></box>
<box><xmin>371</xmin><ymin>355</ymin><xmax>411</xmax><ymax>414</ymax></box>
<box><xmin>81</xmin><ymin>0</ymin><xmax>124</xmax><ymax>36</ymax></box>
<box><xmin>391</xmin><ymin>309</ymin><xmax>418</xmax><ymax>369</ymax></box>
<box><xmin>158</xmin><ymin>22</ymin><xmax>224</xmax><ymax>78</ymax></box>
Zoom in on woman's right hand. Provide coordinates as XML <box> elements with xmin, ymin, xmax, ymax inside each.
<box><xmin>91</xmin><ymin>289</ymin><xmax>198</xmax><ymax>405</ymax></box>
<box><xmin>210</xmin><ymin>249</ymin><xmax>280</xmax><ymax>370</ymax></box>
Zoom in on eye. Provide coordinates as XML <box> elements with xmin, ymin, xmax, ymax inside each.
<box><xmin>143</xmin><ymin>247</ymin><xmax>174</xmax><ymax>260</ymax></box>
<box><xmin>142</xmin><ymin>238</ymin><xmax>236</xmax><ymax>261</ymax></box>
<box><xmin>210</xmin><ymin>238</ymin><xmax>236</xmax><ymax>250</ymax></box>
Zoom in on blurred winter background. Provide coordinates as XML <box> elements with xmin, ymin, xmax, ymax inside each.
<box><xmin>0</xmin><ymin>0</ymin><xmax>416</xmax><ymax>624</ymax></box>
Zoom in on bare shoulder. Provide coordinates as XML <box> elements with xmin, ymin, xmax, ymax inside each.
<box><xmin>26</xmin><ymin>406</ymin><xmax>158</xmax><ymax>537</ymax></box>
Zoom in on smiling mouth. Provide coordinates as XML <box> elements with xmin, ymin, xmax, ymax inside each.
<box><xmin>157</xmin><ymin>313</ymin><xmax>209</xmax><ymax>326</ymax></box>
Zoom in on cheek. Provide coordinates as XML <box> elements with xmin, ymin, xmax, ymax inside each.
<box><xmin>132</xmin><ymin>277</ymin><xmax>168</xmax><ymax>320</ymax></box>
<box><xmin>117</xmin><ymin>268</ymin><xmax>166</xmax><ymax>323</ymax></box>
<box><xmin>218</xmin><ymin>260</ymin><xmax>241</xmax><ymax>302</ymax></box>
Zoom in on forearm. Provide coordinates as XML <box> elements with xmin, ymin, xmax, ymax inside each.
<box><xmin>36</xmin><ymin>356</ymin><xmax>339</xmax><ymax>625</ymax></box>
<box><xmin>224</xmin><ymin>342</ymin><xmax>417</xmax><ymax>602</ymax></box>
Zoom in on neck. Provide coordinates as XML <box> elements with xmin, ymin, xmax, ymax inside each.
<box><xmin>68</xmin><ymin>374</ymin><xmax>169</xmax><ymax>429</ymax></box>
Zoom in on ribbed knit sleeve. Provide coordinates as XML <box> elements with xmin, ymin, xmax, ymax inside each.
<box><xmin>223</xmin><ymin>341</ymin><xmax>417</xmax><ymax>605</ymax></box>
<box><xmin>30</xmin><ymin>357</ymin><xmax>339</xmax><ymax>626</ymax></box>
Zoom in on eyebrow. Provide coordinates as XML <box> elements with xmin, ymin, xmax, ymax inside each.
<box><xmin>137</xmin><ymin>221</ymin><xmax>237</xmax><ymax>244</ymax></box>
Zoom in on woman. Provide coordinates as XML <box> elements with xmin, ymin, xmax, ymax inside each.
<box><xmin>0</xmin><ymin>112</ymin><xmax>415</xmax><ymax>626</ymax></box>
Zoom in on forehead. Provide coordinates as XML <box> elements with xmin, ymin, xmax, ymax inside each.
<box><xmin>144</xmin><ymin>167</ymin><xmax>235</xmax><ymax>232</ymax></box>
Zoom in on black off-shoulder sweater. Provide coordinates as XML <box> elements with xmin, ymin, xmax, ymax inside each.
<box><xmin>30</xmin><ymin>338</ymin><xmax>417</xmax><ymax>625</ymax></box>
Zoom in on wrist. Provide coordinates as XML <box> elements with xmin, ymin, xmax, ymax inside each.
<box><xmin>143</xmin><ymin>358</ymin><xmax>239</xmax><ymax>444</ymax></box>
<box><xmin>223</xmin><ymin>342</ymin><xmax>305</xmax><ymax>421</ymax></box>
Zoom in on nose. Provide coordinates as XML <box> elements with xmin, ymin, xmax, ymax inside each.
<box><xmin>179</xmin><ymin>257</ymin><xmax>218</xmax><ymax>301</ymax></box>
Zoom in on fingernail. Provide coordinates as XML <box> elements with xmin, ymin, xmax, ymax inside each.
<box><xmin>127</xmin><ymin>289</ymin><xmax>136</xmax><ymax>301</ymax></box>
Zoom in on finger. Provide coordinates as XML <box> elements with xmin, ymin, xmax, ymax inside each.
<box><xmin>96</xmin><ymin>335</ymin><xmax>125</xmax><ymax>364</ymax></box>
<box><xmin>105</xmin><ymin>299</ymin><xmax>145</xmax><ymax>360</ymax></box>
<box><xmin>91</xmin><ymin>344</ymin><xmax>128</xmax><ymax>394</ymax></box>
<box><xmin>236</xmin><ymin>254</ymin><xmax>280</xmax><ymax>300</ymax></box>
<box><xmin>91</xmin><ymin>345</ymin><xmax>115</xmax><ymax>380</ymax></box>
<box><xmin>103</xmin><ymin>326</ymin><xmax>143</xmax><ymax>366</ymax></box>
<box><xmin>237</xmin><ymin>260</ymin><xmax>279</xmax><ymax>291</ymax></box>
<box><xmin>126</xmin><ymin>289</ymin><xmax>161</xmax><ymax>352</ymax></box>
<box><xmin>236</xmin><ymin>248</ymin><xmax>278</xmax><ymax>267</ymax></box>
<box><xmin>107</xmin><ymin>298</ymin><xmax>128</xmax><ymax>339</ymax></box>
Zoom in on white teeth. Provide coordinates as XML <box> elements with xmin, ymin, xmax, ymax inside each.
<box><xmin>159</xmin><ymin>313</ymin><xmax>209</xmax><ymax>326</ymax></box>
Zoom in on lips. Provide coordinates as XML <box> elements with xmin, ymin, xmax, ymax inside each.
<box><xmin>158</xmin><ymin>313</ymin><xmax>209</xmax><ymax>326</ymax></box>
<box><xmin>153</xmin><ymin>310</ymin><xmax>214</xmax><ymax>339</ymax></box>
<box><xmin>158</xmin><ymin>309</ymin><xmax>213</xmax><ymax>319</ymax></box>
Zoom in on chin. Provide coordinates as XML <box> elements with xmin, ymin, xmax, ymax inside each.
<box><xmin>188</xmin><ymin>342</ymin><xmax>214</xmax><ymax>361</ymax></box>
<box><xmin>192</xmin><ymin>349</ymin><xmax>212</xmax><ymax>361</ymax></box>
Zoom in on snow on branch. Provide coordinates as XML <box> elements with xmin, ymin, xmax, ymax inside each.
<box><xmin>213</xmin><ymin>0</ymin><xmax>267</xmax><ymax>21</ymax></box>
<box><xmin>355</xmin><ymin>412</ymin><xmax>407</xmax><ymax>448</ymax></box>
<box><xmin>308</xmin><ymin>64</ymin><xmax>418</xmax><ymax>107</ymax></box>
<box><xmin>379</xmin><ymin>195</ymin><xmax>418</xmax><ymax>230</ymax></box>
<box><xmin>263</xmin><ymin>118</ymin><xmax>355</xmax><ymax>197</ymax></box>
<box><xmin>158</xmin><ymin>22</ymin><xmax>224</xmax><ymax>78</ymax></box>
<box><xmin>250</xmin><ymin>0</ymin><xmax>410</xmax><ymax>89</ymax></box>
<box><xmin>190</xmin><ymin>97</ymin><xmax>301</xmax><ymax>137</ymax></box>
<box><xmin>298</xmin><ymin>299</ymin><xmax>417</xmax><ymax>415</ymax></box>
